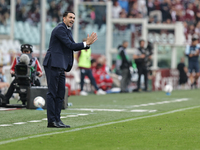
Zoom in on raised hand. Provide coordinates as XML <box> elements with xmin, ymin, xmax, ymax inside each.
<box><xmin>86</xmin><ymin>32</ymin><xmax>98</xmax><ymax>45</ymax></box>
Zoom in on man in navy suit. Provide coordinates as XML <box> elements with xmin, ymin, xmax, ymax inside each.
<box><xmin>43</xmin><ymin>11</ymin><xmax>97</xmax><ymax>128</ymax></box>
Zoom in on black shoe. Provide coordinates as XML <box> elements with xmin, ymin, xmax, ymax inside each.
<box><xmin>132</xmin><ymin>89</ymin><xmax>140</xmax><ymax>92</ymax></box>
<box><xmin>143</xmin><ymin>89</ymin><xmax>150</xmax><ymax>92</ymax></box>
<box><xmin>194</xmin><ymin>81</ymin><xmax>197</xmax><ymax>89</ymax></box>
<box><xmin>57</xmin><ymin>120</ymin><xmax>71</xmax><ymax>128</ymax></box>
<box><xmin>191</xmin><ymin>83</ymin><xmax>194</xmax><ymax>89</ymax></box>
<box><xmin>47</xmin><ymin>121</ymin><xmax>59</xmax><ymax>128</ymax></box>
<box><xmin>120</xmin><ymin>90</ymin><xmax>128</xmax><ymax>93</ymax></box>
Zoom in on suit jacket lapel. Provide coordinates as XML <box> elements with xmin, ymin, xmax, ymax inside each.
<box><xmin>61</xmin><ymin>22</ymin><xmax>75</xmax><ymax>43</ymax></box>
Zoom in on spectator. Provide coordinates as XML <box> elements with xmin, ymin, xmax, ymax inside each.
<box><xmin>138</xmin><ymin>0</ymin><xmax>147</xmax><ymax>18</ymax></box>
<box><xmin>0</xmin><ymin>0</ymin><xmax>9</xmax><ymax>25</ymax></box>
<box><xmin>173</xmin><ymin>0</ymin><xmax>184</xmax><ymax>12</ymax></box>
<box><xmin>118</xmin><ymin>0</ymin><xmax>129</xmax><ymax>13</ymax></box>
<box><xmin>112</xmin><ymin>0</ymin><xmax>122</xmax><ymax>18</ymax></box>
<box><xmin>66</xmin><ymin>0</ymin><xmax>74</xmax><ymax>12</ymax></box>
<box><xmin>170</xmin><ymin>5</ymin><xmax>177</xmax><ymax>23</ymax></box>
<box><xmin>185</xmin><ymin>3</ymin><xmax>195</xmax><ymax>24</ymax></box>
<box><xmin>0</xmin><ymin>0</ymin><xmax>8</xmax><ymax>15</ymax></box>
<box><xmin>128</xmin><ymin>1</ymin><xmax>141</xmax><ymax>18</ymax></box>
<box><xmin>128</xmin><ymin>0</ymin><xmax>136</xmax><ymax>13</ymax></box>
<box><xmin>153</xmin><ymin>0</ymin><xmax>161</xmax><ymax>10</ymax></box>
<box><xmin>94</xmin><ymin>4</ymin><xmax>106</xmax><ymax>29</ymax></box>
<box><xmin>48</xmin><ymin>1</ymin><xmax>57</xmax><ymax>18</ymax></box>
<box><xmin>146</xmin><ymin>0</ymin><xmax>155</xmax><ymax>16</ymax></box>
<box><xmin>16</xmin><ymin>0</ymin><xmax>26</xmax><ymax>22</ymax></box>
<box><xmin>160</xmin><ymin>0</ymin><xmax>172</xmax><ymax>23</ymax></box>
<box><xmin>115</xmin><ymin>8</ymin><xmax>128</xmax><ymax>32</ymax></box>
<box><xmin>30</xmin><ymin>0</ymin><xmax>39</xmax><ymax>13</ymax></box>
<box><xmin>195</xmin><ymin>4</ymin><xmax>200</xmax><ymax>22</ymax></box>
<box><xmin>176</xmin><ymin>8</ymin><xmax>185</xmax><ymax>22</ymax></box>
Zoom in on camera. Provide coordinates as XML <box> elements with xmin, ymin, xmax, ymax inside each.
<box><xmin>12</xmin><ymin>54</ymin><xmax>39</xmax><ymax>105</ymax></box>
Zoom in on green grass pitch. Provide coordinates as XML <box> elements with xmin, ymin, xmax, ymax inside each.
<box><xmin>0</xmin><ymin>89</ymin><xmax>200</xmax><ymax>149</ymax></box>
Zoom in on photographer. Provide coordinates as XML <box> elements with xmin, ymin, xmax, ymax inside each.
<box><xmin>2</xmin><ymin>44</ymin><xmax>43</xmax><ymax>105</ymax></box>
<box><xmin>133</xmin><ymin>40</ymin><xmax>153</xmax><ymax>92</ymax></box>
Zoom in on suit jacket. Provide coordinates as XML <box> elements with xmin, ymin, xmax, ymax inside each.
<box><xmin>43</xmin><ymin>22</ymin><xmax>86</xmax><ymax>72</ymax></box>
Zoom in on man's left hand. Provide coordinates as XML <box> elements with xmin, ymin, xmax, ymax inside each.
<box><xmin>86</xmin><ymin>32</ymin><xmax>98</xmax><ymax>45</ymax></box>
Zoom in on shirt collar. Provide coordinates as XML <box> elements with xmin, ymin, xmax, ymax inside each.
<box><xmin>66</xmin><ymin>25</ymin><xmax>71</xmax><ymax>30</ymax></box>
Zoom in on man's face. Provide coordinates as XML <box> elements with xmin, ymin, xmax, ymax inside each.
<box><xmin>22</xmin><ymin>49</ymin><xmax>31</xmax><ymax>54</ymax></box>
<box><xmin>63</xmin><ymin>13</ymin><xmax>75</xmax><ymax>27</ymax></box>
<box><xmin>123</xmin><ymin>42</ymin><xmax>128</xmax><ymax>48</ymax></box>
<box><xmin>140</xmin><ymin>41</ymin><xmax>145</xmax><ymax>47</ymax></box>
<box><xmin>192</xmin><ymin>39</ymin><xmax>198</xmax><ymax>45</ymax></box>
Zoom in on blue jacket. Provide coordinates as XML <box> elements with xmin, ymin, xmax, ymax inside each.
<box><xmin>43</xmin><ymin>22</ymin><xmax>85</xmax><ymax>72</ymax></box>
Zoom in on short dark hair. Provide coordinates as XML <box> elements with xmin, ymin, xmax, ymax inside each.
<box><xmin>122</xmin><ymin>40</ymin><xmax>128</xmax><ymax>44</ymax></box>
<box><xmin>139</xmin><ymin>39</ymin><xmax>145</xmax><ymax>45</ymax></box>
<box><xmin>21</xmin><ymin>44</ymin><xmax>33</xmax><ymax>53</ymax></box>
<box><xmin>63</xmin><ymin>11</ymin><xmax>75</xmax><ymax>18</ymax></box>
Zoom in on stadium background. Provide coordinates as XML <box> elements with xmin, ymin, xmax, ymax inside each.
<box><xmin>0</xmin><ymin>0</ymin><xmax>199</xmax><ymax>93</ymax></box>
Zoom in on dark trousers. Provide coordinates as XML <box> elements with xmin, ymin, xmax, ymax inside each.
<box><xmin>44</xmin><ymin>66</ymin><xmax>65</xmax><ymax>123</ymax></box>
<box><xmin>137</xmin><ymin>66</ymin><xmax>148</xmax><ymax>90</ymax></box>
<box><xmin>120</xmin><ymin>68</ymin><xmax>131</xmax><ymax>92</ymax></box>
<box><xmin>80</xmin><ymin>68</ymin><xmax>98</xmax><ymax>91</ymax></box>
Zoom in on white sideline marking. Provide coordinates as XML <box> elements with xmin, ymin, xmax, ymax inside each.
<box><xmin>28</xmin><ymin>120</ymin><xmax>42</xmax><ymax>123</ymax></box>
<box><xmin>0</xmin><ymin>114</ymin><xmax>88</xmax><ymax>127</ymax></box>
<box><xmin>0</xmin><ymin>105</ymin><xmax>199</xmax><ymax>146</ymax></box>
<box><xmin>130</xmin><ymin>110</ymin><xmax>148</xmax><ymax>112</ymax></box>
<box><xmin>67</xmin><ymin>115</ymin><xmax>79</xmax><ymax>117</ymax></box>
<box><xmin>130</xmin><ymin>110</ymin><xmax>157</xmax><ymax>113</ymax></box>
<box><xmin>60</xmin><ymin>116</ymin><xmax>68</xmax><ymax>119</ymax></box>
<box><xmin>0</xmin><ymin>124</ymin><xmax>13</xmax><ymax>127</ymax></box>
<box><xmin>13</xmin><ymin>122</ymin><xmax>27</xmax><ymax>125</ymax></box>
<box><xmin>69</xmin><ymin>108</ymin><xmax>125</xmax><ymax>112</ymax></box>
<box><xmin>78</xmin><ymin>114</ymin><xmax>89</xmax><ymax>116</ymax></box>
<box><xmin>129</xmin><ymin>98</ymin><xmax>189</xmax><ymax>108</ymax></box>
<box><xmin>149</xmin><ymin>110</ymin><xmax>157</xmax><ymax>113</ymax></box>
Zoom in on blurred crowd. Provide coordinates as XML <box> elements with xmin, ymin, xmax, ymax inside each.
<box><xmin>0</xmin><ymin>0</ymin><xmax>10</xmax><ymax>26</ymax></box>
<box><xmin>16</xmin><ymin>0</ymin><xmax>74</xmax><ymax>26</ymax></box>
<box><xmin>112</xmin><ymin>0</ymin><xmax>200</xmax><ymax>42</ymax></box>
<box><xmin>0</xmin><ymin>0</ymin><xmax>74</xmax><ymax>26</ymax></box>
<box><xmin>0</xmin><ymin>0</ymin><xmax>199</xmax><ymax>42</ymax></box>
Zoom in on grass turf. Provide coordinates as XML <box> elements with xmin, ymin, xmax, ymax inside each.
<box><xmin>0</xmin><ymin>107</ymin><xmax>200</xmax><ymax>150</ymax></box>
<box><xmin>0</xmin><ymin>89</ymin><xmax>200</xmax><ymax>149</ymax></box>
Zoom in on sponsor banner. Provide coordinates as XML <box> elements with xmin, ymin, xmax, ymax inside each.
<box><xmin>152</xmin><ymin>68</ymin><xmax>179</xmax><ymax>91</ymax></box>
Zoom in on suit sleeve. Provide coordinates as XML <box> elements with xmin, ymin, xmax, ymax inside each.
<box><xmin>55</xmin><ymin>26</ymin><xmax>84</xmax><ymax>51</ymax></box>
